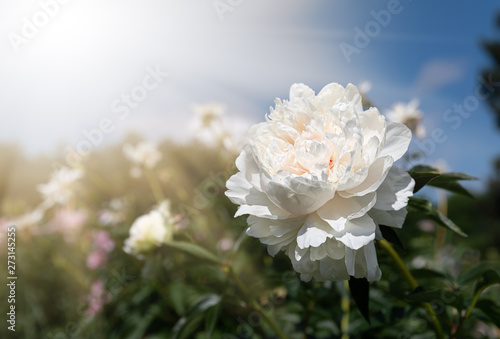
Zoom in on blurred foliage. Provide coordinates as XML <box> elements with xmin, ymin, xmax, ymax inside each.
<box><xmin>0</xmin><ymin>134</ymin><xmax>499</xmax><ymax>339</ymax></box>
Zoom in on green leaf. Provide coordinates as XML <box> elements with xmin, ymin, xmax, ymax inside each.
<box><xmin>426</xmin><ymin>178</ymin><xmax>474</xmax><ymax>198</ymax></box>
<box><xmin>349</xmin><ymin>277</ymin><xmax>370</xmax><ymax>324</ymax></box>
<box><xmin>459</xmin><ymin>263</ymin><xmax>498</xmax><ymax>285</ymax></box>
<box><xmin>475</xmin><ymin>299</ymin><xmax>500</xmax><ymax>328</ymax></box>
<box><xmin>165</xmin><ymin>241</ymin><xmax>221</xmax><ymax>264</ymax></box>
<box><xmin>408</xmin><ymin>166</ymin><xmax>441</xmax><ymax>193</ymax></box>
<box><xmin>408</xmin><ymin>197</ymin><xmax>467</xmax><ymax>237</ymax></box>
<box><xmin>408</xmin><ymin>165</ymin><xmax>478</xmax><ymax>197</ymax></box>
<box><xmin>379</xmin><ymin>225</ymin><xmax>404</xmax><ymax>252</ymax></box>
<box><xmin>172</xmin><ymin>294</ymin><xmax>221</xmax><ymax>339</ymax></box>
<box><xmin>205</xmin><ymin>301</ymin><xmax>220</xmax><ymax>338</ymax></box>
<box><xmin>406</xmin><ymin>289</ymin><xmax>464</xmax><ymax>310</ymax></box>
<box><xmin>474</xmin><ymin>269</ymin><xmax>500</xmax><ymax>294</ymax></box>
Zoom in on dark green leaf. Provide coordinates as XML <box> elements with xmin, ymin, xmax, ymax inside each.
<box><xmin>408</xmin><ymin>166</ymin><xmax>441</xmax><ymax>193</ymax></box>
<box><xmin>406</xmin><ymin>289</ymin><xmax>464</xmax><ymax>310</ymax></box>
<box><xmin>410</xmin><ymin>268</ymin><xmax>448</xmax><ymax>281</ymax></box>
<box><xmin>459</xmin><ymin>263</ymin><xmax>498</xmax><ymax>285</ymax></box>
<box><xmin>172</xmin><ymin>294</ymin><xmax>221</xmax><ymax>339</ymax></box>
<box><xmin>165</xmin><ymin>241</ymin><xmax>221</xmax><ymax>264</ymax></box>
<box><xmin>475</xmin><ymin>299</ymin><xmax>500</xmax><ymax>328</ymax></box>
<box><xmin>426</xmin><ymin>178</ymin><xmax>474</xmax><ymax>198</ymax></box>
<box><xmin>205</xmin><ymin>301</ymin><xmax>220</xmax><ymax>338</ymax></box>
<box><xmin>349</xmin><ymin>277</ymin><xmax>370</xmax><ymax>324</ymax></box>
<box><xmin>475</xmin><ymin>269</ymin><xmax>500</xmax><ymax>294</ymax></box>
<box><xmin>408</xmin><ymin>198</ymin><xmax>467</xmax><ymax>237</ymax></box>
<box><xmin>379</xmin><ymin>225</ymin><xmax>404</xmax><ymax>252</ymax></box>
<box><xmin>408</xmin><ymin>165</ymin><xmax>478</xmax><ymax>197</ymax></box>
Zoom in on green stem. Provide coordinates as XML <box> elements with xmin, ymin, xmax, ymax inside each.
<box><xmin>341</xmin><ymin>280</ymin><xmax>350</xmax><ymax>339</ymax></box>
<box><xmin>378</xmin><ymin>239</ymin><xmax>445</xmax><ymax>339</ymax></box>
<box><xmin>226</xmin><ymin>267</ymin><xmax>287</xmax><ymax>339</ymax></box>
<box><xmin>144</xmin><ymin>168</ymin><xmax>165</xmax><ymax>203</ymax></box>
<box><xmin>434</xmin><ymin>190</ymin><xmax>448</xmax><ymax>259</ymax></box>
<box><xmin>453</xmin><ymin>286</ymin><xmax>484</xmax><ymax>336</ymax></box>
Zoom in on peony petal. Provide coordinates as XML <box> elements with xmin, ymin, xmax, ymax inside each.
<box><xmin>296</xmin><ymin>213</ymin><xmax>335</xmax><ymax>249</ymax></box>
<box><xmin>336</xmin><ymin>214</ymin><xmax>376</xmax><ymax>250</ymax></box>
<box><xmin>289</xmin><ymin>83</ymin><xmax>315</xmax><ymax>101</ymax></box>
<box><xmin>310</xmin><ymin>246</ymin><xmax>328</xmax><ymax>261</ymax></box>
<box><xmin>262</xmin><ymin>171</ymin><xmax>335</xmax><ymax>215</ymax></box>
<box><xmin>235</xmin><ymin>145</ymin><xmax>262</xmax><ymax>190</ymax></box>
<box><xmin>344</xmin><ymin>242</ymin><xmax>381</xmax><ymax>281</ymax></box>
<box><xmin>379</xmin><ymin>122</ymin><xmax>412</xmax><ymax>161</ymax></box>
<box><xmin>226</xmin><ymin>173</ymin><xmax>292</xmax><ymax>219</ymax></box>
<box><xmin>325</xmin><ymin>239</ymin><xmax>346</xmax><ymax>260</ymax></box>
<box><xmin>318</xmin><ymin>257</ymin><xmax>350</xmax><ymax>281</ymax></box>
<box><xmin>363</xmin><ymin>242</ymin><xmax>382</xmax><ymax>282</ymax></box>
<box><xmin>374</xmin><ymin>166</ymin><xmax>414</xmax><ymax>211</ymax></box>
<box><xmin>368</xmin><ymin>207</ymin><xmax>408</xmax><ymax>228</ymax></box>
<box><xmin>340</xmin><ymin>156</ymin><xmax>394</xmax><ymax>198</ymax></box>
<box><xmin>317</xmin><ymin>192</ymin><xmax>376</xmax><ymax>232</ymax></box>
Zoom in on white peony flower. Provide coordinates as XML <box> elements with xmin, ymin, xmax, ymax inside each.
<box><xmin>37</xmin><ymin>167</ymin><xmax>84</xmax><ymax>206</ymax></box>
<box><xmin>123</xmin><ymin>200</ymin><xmax>174</xmax><ymax>258</ymax></box>
<box><xmin>123</xmin><ymin>141</ymin><xmax>162</xmax><ymax>169</ymax></box>
<box><xmin>225</xmin><ymin>83</ymin><xmax>415</xmax><ymax>282</ymax></box>
<box><xmin>386</xmin><ymin>99</ymin><xmax>425</xmax><ymax>139</ymax></box>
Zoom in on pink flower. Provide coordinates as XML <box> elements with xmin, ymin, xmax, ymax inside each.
<box><xmin>93</xmin><ymin>231</ymin><xmax>115</xmax><ymax>253</ymax></box>
<box><xmin>86</xmin><ymin>280</ymin><xmax>110</xmax><ymax>316</ymax></box>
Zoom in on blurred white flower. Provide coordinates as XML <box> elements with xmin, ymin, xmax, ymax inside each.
<box><xmin>98</xmin><ymin>198</ymin><xmax>127</xmax><ymax>226</ymax></box>
<box><xmin>386</xmin><ymin>99</ymin><xmax>426</xmax><ymax>139</ymax></box>
<box><xmin>358</xmin><ymin>80</ymin><xmax>372</xmax><ymax>94</ymax></box>
<box><xmin>15</xmin><ymin>207</ymin><xmax>45</xmax><ymax>229</ymax></box>
<box><xmin>193</xmin><ymin>102</ymin><xmax>226</xmax><ymax>128</ymax></box>
<box><xmin>226</xmin><ymin>82</ymin><xmax>415</xmax><ymax>282</ymax></box>
<box><xmin>37</xmin><ymin>167</ymin><xmax>83</xmax><ymax>206</ymax></box>
<box><xmin>123</xmin><ymin>141</ymin><xmax>162</xmax><ymax>169</ymax></box>
<box><xmin>123</xmin><ymin>200</ymin><xmax>174</xmax><ymax>258</ymax></box>
<box><xmin>190</xmin><ymin>102</ymin><xmax>249</xmax><ymax>154</ymax></box>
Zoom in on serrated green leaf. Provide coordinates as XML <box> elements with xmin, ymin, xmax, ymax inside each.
<box><xmin>406</xmin><ymin>289</ymin><xmax>464</xmax><ymax>310</ymax></box>
<box><xmin>165</xmin><ymin>241</ymin><xmax>221</xmax><ymax>264</ymax></box>
<box><xmin>475</xmin><ymin>299</ymin><xmax>500</xmax><ymax>328</ymax></box>
<box><xmin>408</xmin><ymin>198</ymin><xmax>467</xmax><ymax>237</ymax></box>
<box><xmin>379</xmin><ymin>225</ymin><xmax>404</xmax><ymax>252</ymax></box>
<box><xmin>349</xmin><ymin>277</ymin><xmax>370</xmax><ymax>324</ymax></box>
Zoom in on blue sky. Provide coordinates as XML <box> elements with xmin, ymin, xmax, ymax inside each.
<box><xmin>1</xmin><ymin>0</ymin><xmax>499</xmax><ymax>192</ymax></box>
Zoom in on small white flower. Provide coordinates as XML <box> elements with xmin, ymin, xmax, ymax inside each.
<box><xmin>386</xmin><ymin>99</ymin><xmax>425</xmax><ymax>139</ymax></box>
<box><xmin>358</xmin><ymin>81</ymin><xmax>372</xmax><ymax>94</ymax></box>
<box><xmin>123</xmin><ymin>141</ymin><xmax>162</xmax><ymax>169</ymax></box>
<box><xmin>193</xmin><ymin>102</ymin><xmax>226</xmax><ymax>128</ymax></box>
<box><xmin>123</xmin><ymin>200</ymin><xmax>174</xmax><ymax>258</ymax></box>
<box><xmin>37</xmin><ymin>167</ymin><xmax>84</xmax><ymax>206</ymax></box>
<box><xmin>226</xmin><ymin>83</ymin><xmax>415</xmax><ymax>282</ymax></box>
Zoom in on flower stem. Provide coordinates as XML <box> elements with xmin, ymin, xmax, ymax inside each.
<box><xmin>341</xmin><ymin>280</ymin><xmax>350</xmax><ymax>339</ymax></box>
<box><xmin>378</xmin><ymin>239</ymin><xmax>445</xmax><ymax>339</ymax></box>
<box><xmin>226</xmin><ymin>266</ymin><xmax>287</xmax><ymax>339</ymax></box>
<box><xmin>453</xmin><ymin>284</ymin><xmax>485</xmax><ymax>336</ymax></box>
<box><xmin>144</xmin><ymin>168</ymin><xmax>165</xmax><ymax>203</ymax></box>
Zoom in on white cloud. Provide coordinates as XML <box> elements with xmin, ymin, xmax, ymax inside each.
<box><xmin>414</xmin><ymin>59</ymin><xmax>466</xmax><ymax>93</ymax></box>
